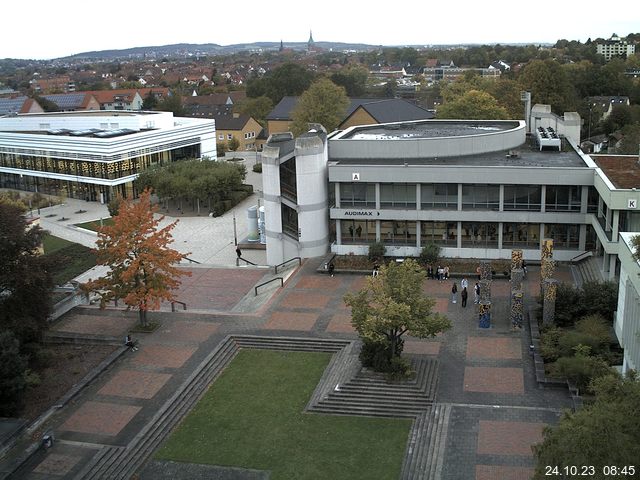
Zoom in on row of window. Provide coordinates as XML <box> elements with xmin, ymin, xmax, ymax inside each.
<box><xmin>216</xmin><ymin>132</ymin><xmax>256</xmax><ymax>141</ymax></box>
<box><xmin>337</xmin><ymin>183</ymin><xmax>597</xmax><ymax>213</ymax></box>
<box><xmin>339</xmin><ymin>220</ymin><xmax>594</xmax><ymax>250</ymax></box>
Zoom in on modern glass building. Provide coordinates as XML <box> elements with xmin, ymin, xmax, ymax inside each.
<box><xmin>0</xmin><ymin>110</ymin><xmax>216</xmax><ymax>203</ymax></box>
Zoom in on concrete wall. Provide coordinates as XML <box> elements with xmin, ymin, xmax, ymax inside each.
<box><xmin>261</xmin><ymin>144</ymin><xmax>285</xmax><ymax>265</ymax></box>
<box><xmin>530</xmin><ymin>105</ymin><xmax>581</xmax><ymax>145</ymax></box>
<box><xmin>615</xmin><ymin>233</ymin><xmax>640</xmax><ymax>374</ymax></box>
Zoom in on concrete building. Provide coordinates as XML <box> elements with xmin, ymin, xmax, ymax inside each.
<box><xmin>615</xmin><ymin>233</ymin><xmax>640</xmax><ymax>374</ymax></box>
<box><xmin>596</xmin><ymin>34</ymin><xmax>636</xmax><ymax>61</ymax></box>
<box><xmin>0</xmin><ymin>110</ymin><xmax>216</xmax><ymax>202</ymax></box>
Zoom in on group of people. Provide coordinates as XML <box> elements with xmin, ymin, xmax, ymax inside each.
<box><xmin>427</xmin><ymin>265</ymin><xmax>450</xmax><ymax>282</ymax></box>
<box><xmin>450</xmin><ymin>277</ymin><xmax>481</xmax><ymax>307</ymax></box>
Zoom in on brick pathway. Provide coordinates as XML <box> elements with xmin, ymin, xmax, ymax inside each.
<box><xmin>16</xmin><ymin>261</ymin><xmax>577</xmax><ymax>480</ymax></box>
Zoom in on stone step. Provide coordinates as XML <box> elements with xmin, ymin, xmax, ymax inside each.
<box><xmin>400</xmin><ymin>411</ymin><xmax>429</xmax><ymax>480</ymax></box>
<box><xmin>333</xmin><ymin>386</ymin><xmax>433</xmax><ymax>399</ymax></box>
<box><xmin>321</xmin><ymin>394</ymin><xmax>431</xmax><ymax>409</ymax></box>
<box><xmin>235</xmin><ymin>337</ymin><xmax>347</xmax><ymax>352</ymax></box>
<box><xmin>310</xmin><ymin>404</ymin><xmax>421</xmax><ymax>418</ymax></box>
<box><xmin>73</xmin><ymin>446</ymin><xmax>124</xmax><ymax>480</ymax></box>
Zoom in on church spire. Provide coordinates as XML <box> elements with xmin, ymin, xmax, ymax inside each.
<box><xmin>307</xmin><ymin>30</ymin><xmax>315</xmax><ymax>52</ymax></box>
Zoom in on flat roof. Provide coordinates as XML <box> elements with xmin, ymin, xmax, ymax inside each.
<box><xmin>340</xmin><ymin>120</ymin><xmax>520</xmax><ymax>140</ymax></box>
<box><xmin>330</xmin><ymin>136</ymin><xmax>588</xmax><ymax>168</ymax></box>
<box><xmin>592</xmin><ymin>155</ymin><xmax>640</xmax><ymax>189</ymax></box>
<box><xmin>12</xmin><ymin>110</ymin><xmax>158</xmax><ymax>118</ymax></box>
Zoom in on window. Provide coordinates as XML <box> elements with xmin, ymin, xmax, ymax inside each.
<box><xmin>461</xmin><ymin>223</ymin><xmax>498</xmax><ymax>248</ymax></box>
<box><xmin>462</xmin><ymin>185</ymin><xmax>500</xmax><ymax>210</ymax></box>
<box><xmin>341</xmin><ymin>220</ymin><xmax>376</xmax><ymax>244</ymax></box>
<box><xmin>421</xmin><ymin>184</ymin><xmax>457</xmax><ymax>209</ymax></box>
<box><xmin>279</xmin><ymin>157</ymin><xmax>297</xmax><ymax>202</ymax></box>
<box><xmin>380</xmin><ymin>183</ymin><xmax>416</xmax><ymax>208</ymax></box>
<box><xmin>227</xmin><ymin>134</ymin><xmax>233</xmax><ymax>140</ymax></box>
<box><xmin>218</xmin><ymin>134</ymin><xmax>224</xmax><ymax>140</ymax></box>
<box><xmin>340</xmin><ymin>183</ymin><xmax>375</xmax><ymax>207</ymax></box>
<box><xmin>503</xmin><ymin>185</ymin><xmax>541</xmax><ymax>211</ymax></box>
<box><xmin>421</xmin><ymin>221</ymin><xmax>456</xmax><ymax>246</ymax></box>
<box><xmin>544</xmin><ymin>224</ymin><xmax>580</xmax><ymax>249</ymax></box>
<box><xmin>502</xmin><ymin>223</ymin><xmax>539</xmax><ymax>247</ymax></box>
<box><xmin>545</xmin><ymin>186</ymin><xmax>581</xmax><ymax>211</ymax></box>
<box><xmin>281</xmin><ymin>204</ymin><xmax>298</xmax><ymax>239</ymax></box>
<box><xmin>380</xmin><ymin>220</ymin><xmax>416</xmax><ymax>245</ymax></box>
<box><xmin>587</xmin><ymin>186</ymin><xmax>599</xmax><ymax>213</ymax></box>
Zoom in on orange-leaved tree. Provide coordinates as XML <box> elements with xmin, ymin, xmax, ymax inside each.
<box><xmin>83</xmin><ymin>189</ymin><xmax>190</xmax><ymax>327</ymax></box>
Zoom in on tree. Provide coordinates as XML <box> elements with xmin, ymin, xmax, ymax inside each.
<box><xmin>246</xmin><ymin>63</ymin><xmax>315</xmax><ymax>104</ymax></box>
<box><xmin>142</xmin><ymin>91</ymin><xmax>158</xmax><ymax>110</ymax></box>
<box><xmin>236</xmin><ymin>95</ymin><xmax>273</xmax><ymax>127</ymax></box>
<box><xmin>290</xmin><ymin>78</ymin><xmax>349</xmax><ymax>135</ymax></box>
<box><xmin>227</xmin><ymin>137</ymin><xmax>240</xmax><ymax>152</ymax></box>
<box><xmin>157</xmin><ymin>94</ymin><xmax>184</xmax><ymax>116</ymax></box>
<box><xmin>83</xmin><ymin>189</ymin><xmax>190</xmax><ymax>327</ymax></box>
<box><xmin>617</xmin><ymin>123</ymin><xmax>640</xmax><ymax>154</ymax></box>
<box><xmin>632</xmin><ymin>234</ymin><xmax>640</xmax><ymax>261</ymax></box>
<box><xmin>344</xmin><ymin>259</ymin><xmax>451</xmax><ymax>371</ymax></box>
<box><xmin>518</xmin><ymin>59</ymin><xmax>577</xmax><ymax>113</ymax></box>
<box><xmin>330</xmin><ymin>65</ymin><xmax>369</xmax><ymax>97</ymax></box>
<box><xmin>0</xmin><ymin>199</ymin><xmax>53</xmax><ymax>346</ymax></box>
<box><xmin>0</xmin><ymin>330</ymin><xmax>28</xmax><ymax>416</ymax></box>
<box><xmin>437</xmin><ymin>89</ymin><xmax>509</xmax><ymax>120</ymax></box>
<box><xmin>533</xmin><ymin>373</ymin><xmax>640</xmax><ymax>479</ymax></box>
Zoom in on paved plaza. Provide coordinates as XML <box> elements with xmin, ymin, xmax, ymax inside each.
<box><xmin>2</xmin><ymin>257</ymin><xmax>575</xmax><ymax>480</ymax></box>
<box><xmin>1</xmin><ymin>173</ymin><xmax>576</xmax><ymax>479</ymax></box>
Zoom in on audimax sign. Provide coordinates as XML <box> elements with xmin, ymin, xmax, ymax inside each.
<box><xmin>344</xmin><ymin>210</ymin><xmax>380</xmax><ymax>217</ymax></box>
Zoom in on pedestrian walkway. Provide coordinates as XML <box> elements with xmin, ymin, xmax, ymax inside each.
<box><xmin>2</xmin><ymin>260</ymin><xmax>573</xmax><ymax>480</ymax></box>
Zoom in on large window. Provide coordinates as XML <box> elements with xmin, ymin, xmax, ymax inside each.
<box><xmin>341</xmin><ymin>220</ymin><xmax>376</xmax><ymax>244</ymax></box>
<box><xmin>461</xmin><ymin>222</ymin><xmax>498</xmax><ymax>248</ymax></box>
<box><xmin>545</xmin><ymin>186</ymin><xmax>581</xmax><ymax>212</ymax></box>
<box><xmin>380</xmin><ymin>220</ymin><xmax>417</xmax><ymax>245</ymax></box>
<box><xmin>544</xmin><ymin>224</ymin><xmax>580</xmax><ymax>249</ymax></box>
<box><xmin>340</xmin><ymin>183</ymin><xmax>375</xmax><ymax>207</ymax></box>
<box><xmin>380</xmin><ymin>183</ymin><xmax>416</xmax><ymax>209</ymax></box>
<box><xmin>502</xmin><ymin>223</ymin><xmax>540</xmax><ymax>247</ymax></box>
<box><xmin>421</xmin><ymin>221</ymin><xmax>456</xmax><ymax>246</ymax></box>
<box><xmin>462</xmin><ymin>185</ymin><xmax>500</xmax><ymax>210</ymax></box>
<box><xmin>279</xmin><ymin>158</ymin><xmax>297</xmax><ymax>202</ymax></box>
<box><xmin>281</xmin><ymin>204</ymin><xmax>298</xmax><ymax>239</ymax></box>
<box><xmin>503</xmin><ymin>185</ymin><xmax>541</xmax><ymax>211</ymax></box>
<box><xmin>587</xmin><ymin>186</ymin><xmax>599</xmax><ymax>213</ymax></box>
<box><xmin>421</xmin><ymin>184</ymin><xmax>457</xmax><ymax>209</ymax></box>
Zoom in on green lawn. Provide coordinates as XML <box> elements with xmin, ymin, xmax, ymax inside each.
<box><xmin>43</xmin><ymin>234</ymin><xmax>97</xmax><ymax>285</ymax></box>
<box><xmin>75</xmin><ymin>217</ymin><xmax>113</xmax><ymax>232</ymax></box>
<box><xmin>157</xmin><ymin>349</ymin><xmax>411</xmax><ymax>480</ymax></box>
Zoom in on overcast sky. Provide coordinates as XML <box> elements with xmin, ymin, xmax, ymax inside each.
<box><xmin>2</xmin><ymin>0</ymin><xmax>639</xmax><ymax>60</ymax></box>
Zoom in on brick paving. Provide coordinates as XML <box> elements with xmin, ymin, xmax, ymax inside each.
<box><xmin>263</xmin><ymin>311</ymin><xmax>319</xmax><ymax>331</ymax></box>
<box><xmin>466</xmin><ymin>337</ymin><xmax>522</xmax><ymax>360</ymax></box>
<box><xmin>32</xmin><ymin>453</ymin><xmax>81</xmax><ymax>476</ymax></box>
<box><xmin>477</xmin><ymin>420</ymin><xmax>545</xmax><ymax>456</ymax></box>
<box><xmin>476</xmin><ymin>465</ymin><xmax>535</xmax><ymax>480</ymax></box>
<box><xmin>463</xmin><ymin>367</ymin><xmax>525</xmax><ymax>394</ymax></box>
<box><xmin>60</xmin><ymin>401</ymin><xmax>142</xmax><ymax>436</ymax></box>
<box><xmin>10</xmin><ymin>261</ymin><xmax>579</xmax><ymax>480</ymax></box>
<box><xmin>131</xmin><ymin>344</ymin><xmax>198</xmax><ymax>369</ymax></box>
<box><xmin>98</xmin><ymin>370</ymin><xmax>172</xmax><ymax>399</ymax></box>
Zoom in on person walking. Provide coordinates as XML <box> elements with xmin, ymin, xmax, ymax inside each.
<box><xmin>461</xmin><ymin>287</ymin><xmax>468</xmax><ymax>307</ymax></box>
<box><xmin>372</xmin><ymin>263</ymin><xmax>380</xmax><ymax>277</ymax></box>
<box><xmin>474</xmin><ymin>282</ymin><xmax>480</xmax><ymax>304</ymax></box>
<box><xmin>328</xmin><ymin>263</ymin><xmax>335</xmax><ymax>277</ymax></box>
<box><xmin>437</xmin><ymin>265</ymin><xmax>444</xmax><ymax>282</ymax></box>
<box><xmin>444</xmin><ymin>265</ymin><xmax>450</xmax><ymax>280</ymax></box>
<box><xmin>461</xmin><ymin>276</ymin><xmax>468</xmax><ymax>290</ymax></box>
<box><xmin>427</xmin><ymin>265</ymin><xmax>433</xmax><ymax>280</ymax></box>
<box><xmin>451</xmin><ymin>282</ymin><xmax>458</xmax><ymax>304</ymax></box>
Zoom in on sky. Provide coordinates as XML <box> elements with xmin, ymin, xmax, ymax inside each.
<box><xmin>2</xmin><ymin>0</ymin><xmax>639</xmax><ymax>60</ymax></box>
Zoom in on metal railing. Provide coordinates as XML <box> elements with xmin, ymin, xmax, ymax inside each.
<box><xmin>184</xmin><ymin>257</ymin><xmax>201</xmax><ymax>264</ymax></box>
<box><xmin>274</xmin><ymin>256</ymin><xmax>302</xmax><ymax>274</ymax></box>
<box><xmin>570</xmin><ymin>251</ymin><xmax>593</xmax><ymax>264</ymax></box>
<box><xmin>255</xmin><ymin>277</ymin><xmax>283</xmax><ymax>296</ymax></box>
<box><xmin>237</xmin><ymin>256</ymin><xmax>258</xmax><ymax>266</ymax></box>
<box><xmin>171</xmin><ymin>300</ymin><xmax>187</xmax><ymax>312</ymax></box>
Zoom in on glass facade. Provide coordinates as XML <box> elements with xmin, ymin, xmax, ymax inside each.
<box><xmin>545</xmin><ymin>186</ymin><xmax>581</xmax><ymax>211</ymax></box>
<box><xmin>281</xmin><ymin>203</ymin><xmax>298</xmax><ymax>239</ymax></box>
<box><xmin>421</xmin><ymin>184</ymin><xmax>457</xmax><ymax>209</ymax></box>
<box><xmin>502</xmin><ymin>223</ymin><xmax>540</xmax><ymax>247</ymax></box>
<box><xmin>462</xmin><ymin>185</ymin><xmax>500</xmax><ymax>210</ymax></box>
<box><xmin>503</xmin><ymin>185</ymin><xmax>541</xmax><ymax>211</ymax></box>
<box><xmin>340</xmin><ymin>183</ymin><xmax>375</xmax><ymax>207</ymax></box>
<box><xmin>380</xmin><ymin>183</ymin><xmax>416</xmax><ymax>209</ymax></box>
<box><xmin>341</xmin><ymin>219</ymin><xmax>376</xmax><ymax>244</ymax></box>
<box><xmin>279</xmin><ymin>157</ymin><xmax>297</xmax><ymax>202</ymax></box>
<box><xmin>461</xmin><ymin>222</ymin><xmax>498</xmax><ymax>247</ymax></box>
<box><xmin>421</xmin><ymin>221</ymin><xmax>456</xmax><ymax>246</ymax></box>
<box><xmin>380</xmin><ymin>220</ymin><xmax>416</xmax><ymax>245</ymax></box>
<box><xmin>544</xmin><ymin>223</ymin><xmax>580</xmax><ymax>249</ymax></box>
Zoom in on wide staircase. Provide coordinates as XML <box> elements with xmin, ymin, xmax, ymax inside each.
<box><xmin>571</xmin><ymin>255</ymin><xmax>604</xmax><ymax>287</ymax></box>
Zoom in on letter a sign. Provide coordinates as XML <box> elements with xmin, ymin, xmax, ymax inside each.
<box><xmin>629</xmin><ymin>199</ymin><xmax>637</xmax><ymax>209</ymax></box>
<box><xmin>352</xmin><ymin>173</ymin><xmax>360</xmax><ymax>181</ymax></box>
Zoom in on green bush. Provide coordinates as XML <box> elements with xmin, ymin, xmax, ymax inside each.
<box><xmin>252</xmin><ymin>163</ymin><xmax>263</xmax><ymax>173</ymax></box>
<box><xmin>419</xmin><ymin>242</ymin><xmax>440</xmax><ymax>265</ymax></box>
<box><xmin>359</xmin><ymin>338</ymin><xmax>405</xmax><ymax>373</ymax></box>
<box><xmin>551</xmin><ymin>281</ymin><xmax>619</xmax><ymax>328</ymax></box>
<box><xmin>539</xmin><ymin>326</ymin><xmax>562</xmax><ymax>362</ymax></box>
<box><xmin>368</xmin><ymin>241</ymin><xmax>386</xmax><ymax>261</ymax></box>
<box><xmin>550</xmin><ymin>353</ymin><xmax>613</xmax><ymax>394</ymax></box>
<box><xmin>0</xmin><ymin>330</ymin><xmax>28</xmax><ymax>416</ymax></box>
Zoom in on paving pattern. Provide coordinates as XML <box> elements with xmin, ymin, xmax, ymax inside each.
<box><xmin>9</xmin><ymin>262</ymin><xmax>575</xmax><ymax>480</ymax></box>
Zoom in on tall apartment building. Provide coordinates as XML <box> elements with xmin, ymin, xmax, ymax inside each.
<box><xmin>596</xmin><ymin>34</ymin><xmax>636</xmax><ymax>60</ymax></box>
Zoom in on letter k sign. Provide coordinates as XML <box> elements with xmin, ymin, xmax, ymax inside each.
<box><xmin>629</xmin><ymin>199</ymin><xmax>637</xmax><ymax>209</ymax></box>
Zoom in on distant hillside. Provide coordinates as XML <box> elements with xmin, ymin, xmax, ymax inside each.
<box><xmin>64</xmin><ymin>41</ymin><xmax>381</xmax><ymax>60</ymax></box>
